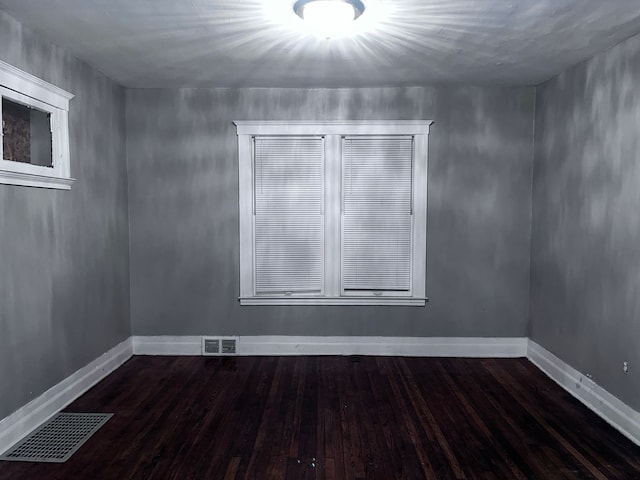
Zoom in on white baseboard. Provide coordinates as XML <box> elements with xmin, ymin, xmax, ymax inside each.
<box><xmin>132</xmin><ymin>336</ymin><xmax>202</xmax><ymax>355</ymax></box>
<box><xmin>527</xmin><ymin>340</ymin><xmax>640</xmax><ymax>446</ymax></box>
<box><xmin>0</xmin><ymin>337</ymin><xmax>133</xmax><ymax>455</ymax></box>
<box><xmin>240</xmin><ymin>336</ymin><xmax>528</xmax><ymax>357</ymax></box>
<box><xmin>131</xmin><ymin>335</ymin><xmax>528</xmax><ymax>357</ymax></box>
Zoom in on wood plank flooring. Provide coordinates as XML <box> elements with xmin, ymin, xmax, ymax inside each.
<box><xmin>1</xmin><ymin>356</ymin><xmax>639</xmax><ymax>479</ymax></box>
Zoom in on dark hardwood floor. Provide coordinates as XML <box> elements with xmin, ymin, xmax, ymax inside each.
<box><xmin>1</xmin><ymin>356</ymin><xmax>639</xmax><ymax>479</ymax></box>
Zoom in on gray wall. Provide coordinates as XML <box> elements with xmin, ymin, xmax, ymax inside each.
<box><xmin>127</xmin><ymin>87</ymin><xmax>534</xmax><ymax>337</ymax></box>
<box><xmin>0</xmin><ymin>11</ymin><xmax>130</xmax><ymax>419</ymax></box>
<box><xmin>530</xmin><ymin>33</ymin><xmax>640</xmax><ymax>411</ymax></box>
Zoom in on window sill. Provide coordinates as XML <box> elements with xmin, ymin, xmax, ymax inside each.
<box><xmin>239</xmin><ymin>297</ymin><xmax>427</xmax><ymax>306</ymax></box>
<box><xmin>0</xmin><ymin>169</ymin><xmax>75</xmax><ymax>190</ymax></box>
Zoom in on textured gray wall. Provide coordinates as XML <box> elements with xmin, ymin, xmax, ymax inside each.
<box><xmin>530</xmin><ymin>33</ymin><xmax>640</xmax><ymax>411</ymax></box>
<box><xmin>127</xmin><ymin>87</ymin><xmax>534</xmax><ymax>337</ymax></box>
<box><xmin>0</xmin><ymin>11</ymin><xmax>130</xmax><ymax>419</ymax></box>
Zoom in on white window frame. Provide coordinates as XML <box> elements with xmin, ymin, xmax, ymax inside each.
<box><xmin>235</xmin><ymin>120</ymin><xmax>432</xmax><ymax>306</ymax></box>
<box><xmin>0</xmin><ymin>60</ymin><xmax>74</xmax><ymax>190</ymax></box>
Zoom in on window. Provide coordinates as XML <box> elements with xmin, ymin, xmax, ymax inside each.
<box><xmin>0</xmin><ymin>60</ymin><xmax>74</xmax><ymax>190</ymax></box>
<box><xmin>235</xmin><ymin>121</ymin><xmax>432</xmax><ymax>306</ymax></box>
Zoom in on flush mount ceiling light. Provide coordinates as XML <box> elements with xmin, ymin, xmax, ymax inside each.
<box><xmin>293</xmin><ymin>0</ymin><xmax>366</xmax><ymax>38</ymax></box>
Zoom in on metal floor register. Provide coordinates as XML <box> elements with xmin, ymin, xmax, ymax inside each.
<box><xmin>0</xmin><ymin>412</ymin><xmax>113</xmax><ymax>463</ymax></box>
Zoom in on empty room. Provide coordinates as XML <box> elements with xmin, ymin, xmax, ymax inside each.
<box><xmin>1</xmin><ymin>1</ymin><xmax>640</xmax><ymax>478</ymax></box>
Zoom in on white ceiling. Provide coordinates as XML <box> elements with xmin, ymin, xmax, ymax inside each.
<box><xmin>2</xmin><ymin>0</ymin><xmax>640</xmax><ymax>88</ymax></box>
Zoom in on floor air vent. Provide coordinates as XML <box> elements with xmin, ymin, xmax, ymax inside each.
<box><xmin>0</xmin><ymin>412</ymin><xmax>113</xmax><ymax>463</ymax></box>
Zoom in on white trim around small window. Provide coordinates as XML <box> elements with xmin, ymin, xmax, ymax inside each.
<box><xmin>0</xmin><ymin>60</ymin><xmax>74</xmax><ymax>190</ymax></box>
<box><xmin>235</xmin><ymin>120</ymin><xmax>432</xmax><ymax>306</ymax></box>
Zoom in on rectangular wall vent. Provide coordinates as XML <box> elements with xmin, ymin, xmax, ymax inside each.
<box><xmin>202</xmin><ymin>338</ymin><xmax>220</xmax><ymax>355</ymax></box>
<box><xmin>201</xmin><ymin>337</ymin><xmax>238</xmax><ymax>356</ymax></box>
<box><xmin>221</xmin><ymin>338</ymin><xmax>237</xmax><ymax>355</ymax></box>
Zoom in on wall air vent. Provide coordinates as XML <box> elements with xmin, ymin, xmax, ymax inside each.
<box><xmin>201</xmin><ymin>337</ymin><xmax>239</xmax><ymax>356</ymax></box>
<box><xmin>221</xmin><ymin>338</ymin><xmax>237</xmax><ymax>355</ymax></box>
<box><xmin>202</xmin><ymin>338</ymin><xmax>220</xmax><ymax>355</ymax></box>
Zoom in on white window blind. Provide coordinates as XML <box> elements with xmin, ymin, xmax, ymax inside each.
<box><xmin>342</xmin><ymin>136</ymin><xmax>414</xmax><ymax>293</ymax></box>
<box><xmin>253</xmin><ymin>136</ymin><xmax>325</xmax><ymax>294</ymax></box>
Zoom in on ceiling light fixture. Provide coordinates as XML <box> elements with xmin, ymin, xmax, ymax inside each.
<box><xmin>293</xmin><ymin>0</ymin><xmax>366</xmax><ymax>38</ymax></box>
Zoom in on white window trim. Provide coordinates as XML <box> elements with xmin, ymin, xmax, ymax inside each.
<box><xmin>235</xmin><ymin>120</ymin><xmax>432</xmax><ymax>306</ymax></box>
<box><xmin>0</xmin><ymin>60</ymin><xmax>74</xmax><ymax>190</ymax></box>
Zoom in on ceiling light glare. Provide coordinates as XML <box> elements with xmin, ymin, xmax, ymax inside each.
<box><xmin>294</xmin><ymin>0</ymin><xmax>365</xmax><ymax>39</ymax></box>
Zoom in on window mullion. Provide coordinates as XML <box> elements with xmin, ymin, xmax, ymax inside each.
<box><xmin>324</xmin><ymin>134</ymin><xmax>342</xmax><ymax>297</ymax></box>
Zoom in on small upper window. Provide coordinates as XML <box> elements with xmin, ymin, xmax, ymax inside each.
<box><xmin>2</xmin><ymin>98</ymin><xmax>53</xmax><ymax>167</ymax></box>
<box><xmin>0</xmin><ymin>60</ymin><xmax>74</xmax><ymax>190</ymax></box>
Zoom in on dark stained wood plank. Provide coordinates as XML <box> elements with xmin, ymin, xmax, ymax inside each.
<box><xmin>319</xmin><ymin>357</ymin><xmax>348</xmax><ymax>480</ymax></box>
<box><xmin>485</xmin><ymin>359</ymin><xmax>612</xmax><ymax>480</ymax></box>
<box><xmin>387</xmin><ymin>357</ymin><xmax>464</xmax><ymax>479</ymax></box>
<box><xmin>512</xmin><ymin>359</ymin><xmax>640</xmax><ymax>473</ymax></box>
<box><xmin>368</xmin><ymin>357</ymin><xmax>435</xmax><ymax>480</ymax></box>
<box><xmin>427</xmin><ymin>360</ymin><xmax>528</xmax><ymax>479</ymax></box>
<box><xmin>1</xmin><ymin>356</ymin><xmax>639</xmax><ymax>480</ymax></box>
<box><xmin>432</xmin><ymin>358</ymin><xmax>560</xmax><ymax>479</ymax></box>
